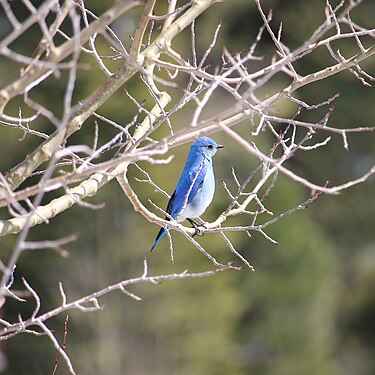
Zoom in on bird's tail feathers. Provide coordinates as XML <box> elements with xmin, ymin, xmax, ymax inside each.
<box><xmin>150</xmin><ymin>226</ymin><xmax>167</xmax><ymax>252</ymax></box>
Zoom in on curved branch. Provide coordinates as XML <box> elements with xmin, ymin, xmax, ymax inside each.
<box><xmin>2</xmin><ymin>0</ymin><xmax>218</xmax><ymax>193</ymax></box>
<box><xmin>0</xmin><ymin>259</ymin><xmax>237</xmax><ymax>339</ymax></box>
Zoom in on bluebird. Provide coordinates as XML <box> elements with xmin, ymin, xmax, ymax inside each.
<box><xmin>150</xmin><ymin>136</ymin><xmax>224</xmax><ymax>251</ymax></box>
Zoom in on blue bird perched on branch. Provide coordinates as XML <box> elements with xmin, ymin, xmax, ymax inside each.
<box><xmin>150</xmin><ymin>136</ymin><xmax>224</xmax><ymax>251</ymax></box>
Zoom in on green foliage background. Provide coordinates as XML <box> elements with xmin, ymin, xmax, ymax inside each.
<box><xmin>0</xmin><ymin>0</ymin><xmax>374</xmax><ymax>374</ymax></box>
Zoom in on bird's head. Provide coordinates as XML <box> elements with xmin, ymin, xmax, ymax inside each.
<box><xmin>191</xmin><ymin>136</ymin><xmax>224</xmax><ymax>159</ymax></box>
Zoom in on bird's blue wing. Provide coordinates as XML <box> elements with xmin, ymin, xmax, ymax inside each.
<box><xmin>169</xmin><ymin>160</ymin><xmax>208</xmax><ymax>218</ymax></box>
<box><xmin>150</xmin><ymin>159</ymin><xmax>208</xmax><ymax>252</ymax></box>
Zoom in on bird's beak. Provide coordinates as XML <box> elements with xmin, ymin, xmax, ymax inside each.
<box><xmin>216</xmin><ymin>144</ymin><xmax>224</xmax><ymax>149</ymax></box>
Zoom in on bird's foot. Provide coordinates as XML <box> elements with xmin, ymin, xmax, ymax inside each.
<box><xmin>187</xmin><ymin>219</ymin><xmax>207</xmax><ymax>237</ymax></box>
<box><xmin>193</xmin><ymin>225</ymin><xmax>206</xmax><ymax>237</ymax></box>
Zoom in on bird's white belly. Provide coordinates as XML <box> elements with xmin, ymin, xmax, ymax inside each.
<box><xmin>177</xmin><ymin>167</ymin><xmax>215</xmax><ymax>222</ymax></box>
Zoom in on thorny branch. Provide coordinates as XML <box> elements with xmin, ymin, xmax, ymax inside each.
<box><xmin>0</xmin><ymin>259</ymin><xmax>236</xmax><ymax>339</ymax></box>
<box><xmin>0</xmin><ymin>258</ymin><xmax>236</xmax><ymax>375</ymax></box>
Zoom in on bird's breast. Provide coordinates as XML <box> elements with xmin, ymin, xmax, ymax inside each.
<box><xmin>178</xmin><ymin>165</ymin><xmax>215</xmax><ymax>221</ymax></box>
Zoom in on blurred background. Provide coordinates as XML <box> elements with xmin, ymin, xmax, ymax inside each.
<box><xmin>0</xmin><ymin>0</ymin><xmax>374</xmax><ymax>374</ymax></box>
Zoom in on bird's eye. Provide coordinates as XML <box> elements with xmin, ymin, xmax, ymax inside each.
<box><xmin>207</xmin><ymin>145</ymin><xmax>213</xmax><ymax>150</ymax></box>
